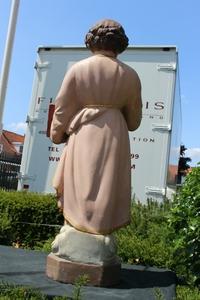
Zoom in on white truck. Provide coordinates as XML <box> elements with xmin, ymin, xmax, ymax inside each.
<box><xmin>18</xmin><ymin>46</ymin><xmax>181</xmax><ymax>203</ymax></box>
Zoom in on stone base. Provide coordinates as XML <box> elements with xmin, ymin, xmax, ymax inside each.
<box><xmin>51</xmin><ymin>225</ymin><xmax>119</xmax><ymax>265</ymax></box>
<box><xmin>46</xmin><ymin>253</ymin><xmax>121</xmax><ymax>287</ymax></box>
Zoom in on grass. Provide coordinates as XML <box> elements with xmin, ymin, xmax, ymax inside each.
<box><xmin>0</xmin><ymin>282</ymin><xmax>200</xmax><ymax>300</ymax></box>
<box><xmin>0</xmin><ymin>275</ymin><xmax>88</xmax><ymax>300</ymax></box>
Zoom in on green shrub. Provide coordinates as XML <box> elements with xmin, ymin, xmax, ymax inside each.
<box><xmin>0</xmin><ymin>190</ymin><xmax>64</xmax><ymax>247</ymax></box>
<box><xmin>176</xmin><ymin>285</ymin><xmax>200</xmax><ymax>300</ymax></box>
<box><xmin>0</xmin><ymin>278</ymin><xmax>88</xmax><ymax>300</ymax></box>
<box><xmin>115</xmin><ymin>200</ymin><xmax>174</xmax><ymax>268</ymax></box>
<box><xmin>0</xmin><ymin>282</ymin><xmax>47</xmax><ymax>300</ymax></box>
<box><xmin>1</xmin><ymin>282</ymin><xmax>200</xmax><ymax>300</ymax></box>
<box><xmin>33</xmin><ymin>237</ymin><xmax>54</xmax><ymax>252</ymax></box>
<box><xmin>168</xmin><ymin>165</ymin><xmax>200</xmax><ymax>286</ymax></box>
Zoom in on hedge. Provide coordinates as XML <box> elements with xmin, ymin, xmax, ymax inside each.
<box><xmin>0</xmin><ymin>190</ymin><xmax>64</xmax><ymax>247</ymax></box>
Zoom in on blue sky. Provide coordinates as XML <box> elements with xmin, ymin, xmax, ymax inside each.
<box><xmin>0</xmin><ymin>0</ymin><xmax>200</xmax><ymax>165</ymax></box>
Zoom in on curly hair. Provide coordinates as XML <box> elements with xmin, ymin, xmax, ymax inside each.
<box><xmin>85</xmin><ymin>19</ymin><xmax>129</xmax><ymax>54</ymax></box>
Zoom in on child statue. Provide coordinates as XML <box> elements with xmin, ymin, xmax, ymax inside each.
<box><xmin>46</xmin><ymin>19</ymin><xmax>142</xmax><ymax>286</ymax></box>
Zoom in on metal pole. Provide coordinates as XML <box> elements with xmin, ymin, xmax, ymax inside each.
<box><xmin>0</xmin><ymin>0</ymin><xmax>20</xmax><ymax>134</ymax></box>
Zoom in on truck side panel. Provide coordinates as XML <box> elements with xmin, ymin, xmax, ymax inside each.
<box><xmin>19</xmin><ymin>47</ymin><xmax>180</xmax><ymax>203</ymax></box>
<box><xmin>166</xmin><ymin>63</ymin><xmax>182</xmax><ymax>196</ymax></box>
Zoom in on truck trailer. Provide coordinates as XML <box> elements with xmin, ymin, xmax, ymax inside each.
<box><xmin>18</xmin><ymin>46</ymin><xmax>181</xmax><ymax>203</ymax></box>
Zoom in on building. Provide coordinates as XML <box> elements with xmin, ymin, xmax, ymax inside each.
<box><xmin>0</xmin><ymin>130</ymin><xmax>25</xmax><ymax>190</ymax></box>
<box><xmin>0</xmin><ymin>130</ymin><xmax>24</xmax><ymax>158</ymax></box>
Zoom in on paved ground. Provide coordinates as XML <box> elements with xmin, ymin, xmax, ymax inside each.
<box><xmin>0</xmin><ymin>245</ymin><xmax>176</xmax><ymax>299</ymax></box>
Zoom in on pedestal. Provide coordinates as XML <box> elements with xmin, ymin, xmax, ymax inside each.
<box><xmin>46</xmin><ymin>253</ymin><xmax>121</xmax><ymax>287</ymax></box>
<box><xmin>46</xmin><ymin>224</ymin><xmax>121</xmax><ymax>286</ymax></box>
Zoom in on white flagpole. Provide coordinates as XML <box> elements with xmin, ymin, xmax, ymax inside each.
<box><xmin>0</xmin><ymin>0</ymin><xmax>20</xmax><ymax>134</ymax></box>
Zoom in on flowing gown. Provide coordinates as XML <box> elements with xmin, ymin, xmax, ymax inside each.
<box><xmin>50</xmin><ymin>53</ymin><xmax>142</xmax><ymax>234</ymax></box>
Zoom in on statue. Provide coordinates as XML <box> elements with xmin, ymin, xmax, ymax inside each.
<box><xmin>46</xmin><ymin>19</ymin><xmax>142</xmax><ymax>287</ymax></box>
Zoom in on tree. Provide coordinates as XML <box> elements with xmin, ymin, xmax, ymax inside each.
<box><xmin>177</xmin><ymin>145</ymin><xmax>192</xmax><ymax>184</ymax></box>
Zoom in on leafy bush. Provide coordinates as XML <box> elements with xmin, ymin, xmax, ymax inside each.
<box><xmin>176</xmin><ymin>285</ymin><xmax>200</xmax><ymax>300</ymax></box>
<box><xmin>33</xmin><ymin>237</ymin><xmax>54</xmax><ymax>252</ymax></box>
<box><xmin>0</xmin><ymin>278</ymin><xmax>88</xmax><ymax>300</ymax></box>
<box><xmin>0</xmin><ymin>282</ymin><xmax>46</xmax><ymax>300</ymax></box>
<box><xmin>0</xmin><ymin>190</ymin><xmax>64</xmax><ymax>247</ymax></box>
<box><xmin>0</xmin><ymin>282</ymin><xmax>200</xmax><ymax>300</ymax></box>
<box><xmin>115</xmin><ymin>200</ymin><xmax>174</xmax><ymax>268</ymax></box>
<box><xmin>168</xmin><ymin>165</ymin><xmax>200</xmax><ymax>286</ymax></box>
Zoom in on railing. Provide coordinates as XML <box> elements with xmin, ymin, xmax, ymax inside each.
<box><xmin>0</xmin><ymin>153</ymin><xmax>21</xmax><ymax>190</ymax></box>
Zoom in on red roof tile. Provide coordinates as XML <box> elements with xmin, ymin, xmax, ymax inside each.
<box><xmin>3</xmin><ymin>130</ymin><xmax>24</xmax><ymax>143</ymax></box>
<box><xmin>0</xmin><ymin>130</ymin><xmax>24</xmax><ymax>156</ymax></box>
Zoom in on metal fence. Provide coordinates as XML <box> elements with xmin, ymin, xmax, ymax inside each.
<box><xmin>0</xmin><ymin>153</ymin><xmax>21</xmax><ymax>190</ymax></box>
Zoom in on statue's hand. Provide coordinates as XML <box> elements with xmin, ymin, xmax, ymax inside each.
<box><xmin>55</xmin><ymin>193</ymin><xmax>64</xmax><ymax>212</ymax></box>
<box><xmin>57</xmin><ymin>200</ymin><xmax>63</xmax><ymax>212</ymax></box>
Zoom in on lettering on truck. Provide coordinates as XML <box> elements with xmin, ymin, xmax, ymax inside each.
<box><xmin>143</xmin><ymin>100</ymin><xmax>165</xmax><ymax>119</ymax></box>
<box><xmin>48</xmin><ymin>146</ymin><xmax>60</xmax><ymax>162</ymax></box>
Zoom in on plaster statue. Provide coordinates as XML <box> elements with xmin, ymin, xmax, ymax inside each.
<box><xmin>47</xmin><ymin>19</ymin><xmax>142</xmax><ymax>285</ymax></box>
<box><xmin>50</xmin><ymin>19</ymin><xmax>142</xmax><ymax>235</ymax></box>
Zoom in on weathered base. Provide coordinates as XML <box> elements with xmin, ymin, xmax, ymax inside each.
<box><xmin>46</xmin><ymin>253</ymin><xmax>121</xmax><ymax>287</ymax></box>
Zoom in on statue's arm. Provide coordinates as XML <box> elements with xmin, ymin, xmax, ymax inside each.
<box><xmin>50</xmin><ymin>68</ymin><xmax>79</xmax><ymax>144</ymax></box>
<box><xmin>122</xmin><ymin>72</ymin><xmax>142</xmax><ymax>131</ymax></box>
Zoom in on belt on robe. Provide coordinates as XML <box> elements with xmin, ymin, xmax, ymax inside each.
<box><xmin>84</xmin><ymin>104</ymin><xmax>122</xmax><ymax>109</ymax></box>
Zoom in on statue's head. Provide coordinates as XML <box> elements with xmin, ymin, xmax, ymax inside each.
<box><xmin>85</xmin><ymin>19</ymin><xmax>129</xmax><ymax>55</ymax></box>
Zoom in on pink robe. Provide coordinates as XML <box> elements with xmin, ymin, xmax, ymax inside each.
<box><xmin>50</xmin><ymin>53</ymin><xmax>142</xmax><ymax>234</ymax></box>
